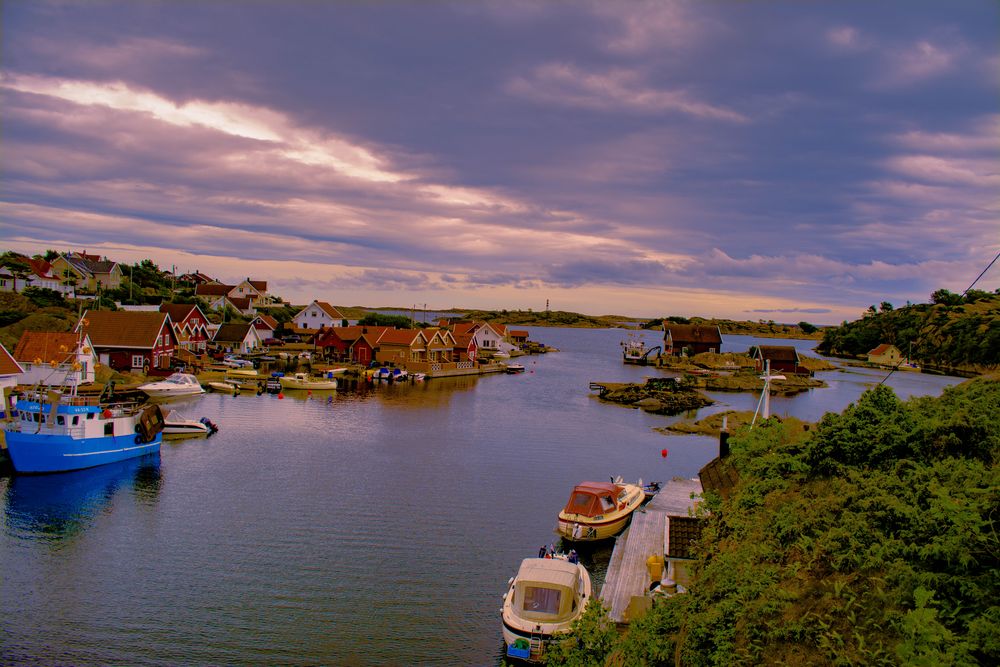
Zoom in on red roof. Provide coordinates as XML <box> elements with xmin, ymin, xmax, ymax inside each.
<box><xmin>195</xmin><ymin>283</ymin><xmax>233</xmax><ymax>297</ymax></box>
<box><xmin>868</xmin><ymin>343</ymin><xmax>896</xmax><ymax>356</ymax></box>
<box><xmin>78</xmin><ymin>311</ymin><xmax>171</xmax><ymax>349</ymax></box>
<box><xmin>378</xmin><ymin>329</ymin><xmax>425</xmax><ymax>345</ymax></box>
<box><xmin>253</xmin><ymin>314</ymin><xmax>278</xmax><ymax>330</ymax></box>
<box><xmin>0</xmin><ymin>343</ymin><xmax>24</xmax><ymax>376</ymax></box>
<box><xmin>13</xmin><ymin>332</ymin><xmax>83</xmax><ymax>364</ymax></box>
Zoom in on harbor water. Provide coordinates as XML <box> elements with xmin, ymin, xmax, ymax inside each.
<box><xmin>0</xmin><ymin>327</ymin><xmax>964</xmax><ymax>665</ymax></box>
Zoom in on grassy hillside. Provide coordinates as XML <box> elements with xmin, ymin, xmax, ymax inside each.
<box><xmin>545</xmin><ymin>376</ymin><xmax>999</xmax><ymax>666</ymax></box>
<box><xmin>818</xmin><ymin>291</ymin><xmax>999</xmax><ymax>373</ymax></box>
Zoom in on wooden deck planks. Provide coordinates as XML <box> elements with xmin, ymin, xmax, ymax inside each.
<box><xmin>599</xmin><ymin>478</ymin><xmax>703</xmax><ymax>623</ymax></box>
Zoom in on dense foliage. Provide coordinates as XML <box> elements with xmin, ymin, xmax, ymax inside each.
<box><xmin>545</xmin><ymin>378</ymin><xmax>999</xmax><ymax>666</ymax></box>
<box><xmin>818</xmin><ymin>290</ymin><xmax>1000</xmax><ymax>370</ymax></box>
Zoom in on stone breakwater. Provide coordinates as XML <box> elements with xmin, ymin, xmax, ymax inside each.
<box><xmin>592</xmin><ymin>378</ymin><xmax>713</xmax><ymax>415</ymax></box>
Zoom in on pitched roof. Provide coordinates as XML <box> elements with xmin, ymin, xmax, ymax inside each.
<box><xmin>868</xmin><ymin>343</ymin><xmax>897</xmax><ymax>356</ymax></box>
<box><xmin>377</xmin><ymin>328</ymin><xmax>426</xmax><ymax>345</ymax></box>
<box><xmin>451</xmin><ymin>322</ymin><xmax>480</xmax><ymax>336</ymax></box>
<box><xmin>252</xmin><ymin>314</ymin><xmax>278</xmax><ymax>329</ymax></box>
<box><xmin>65</xmin><ymin>253</ymin><xmax>118</xmax><ymax>275</ymax></box>
<box><xmin>27</xmin><ymin>257</ymin><xmax>58</xmax><ymax>280</ymax></box>
<box><xmin>195</xmin><ymin>283</ymin><xmax>234</xmax><ymax>297</ymax></box>
<box><xmin>78</xmin><ymin>311</ymin><xmax>171</xmax><ymax>348</ymax></box>
<box><xmin>315</xmin><ymin>301</ymin><xmax>344</xmax><ymax>320</ymax></box>
<box><xmin>509</xmin><ymin>330</ymin><xmax>529</xmax><ymax>337</ymax></box>
<box><xmin>755</xmin><ymin>345</ymin><xmax>799</xmax><ymax>362</ymax></box>
<box><xmin>249</xmin><ymin>280</ymin><xmax>268</xmax><ymax>292</ymax></box>
<box><xmin>159</xmin><ymin>303</ymin><xmax>198</xmax><ymax>322</ymax></box>
<box><xmin>665</xmin><ymin>324</ymin><xmax>723</xmax><ymax>345</ymax></box>
<box><xmin>228</xmin><ymin>296</ymin><xmax>253</xmax><ymax>310</ymax></box>
<box><xmin>213</xmin><ymin>323</ymin><xmax>254</xmax><ymax>343</ymax></box>
<box><xmin>0</xmin><ymin>343</ymin><xmax>25</xmax><ymax>376</ymax></box>
<box><xmin>13</xmin><ymin>332</ymin><xmax>85</xmax><ymax>364</ymax></box>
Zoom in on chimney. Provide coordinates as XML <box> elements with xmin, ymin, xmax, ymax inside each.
<box><xmin>719</xmin><ymin>415</ymin><xmax>730</xmax><ymax>458</ymax></box>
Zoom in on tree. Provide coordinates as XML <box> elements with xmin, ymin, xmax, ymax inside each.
<box><xmin>358</xmin><ymin>313</ymin><xmax>414</xmax><ymax>328</ymax></box>
<box><xmin>1</xmin><ymin>253</ymin><xmax>32</xmax><ymax>292</ymax></box>
<box><xmin>798</xmin><ymin>321</ymin><xmax>818</xmax><ymax>335</ymax></box>
<box><xmin>931</xmin><ymin>289</ymin><xmax>961</xmax><ymax>306</ymax></box>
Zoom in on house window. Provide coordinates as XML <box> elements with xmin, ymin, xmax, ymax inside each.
<box><xmin>132</xmin><ymin>354</ymin><xmax>144</xmax><ymax>368</ymax></box>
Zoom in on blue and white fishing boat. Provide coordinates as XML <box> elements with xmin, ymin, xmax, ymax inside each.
<box><xmin>4</xmin><ymin>389</ymin><xmax>165</xmax><ymax>474</ymax></box>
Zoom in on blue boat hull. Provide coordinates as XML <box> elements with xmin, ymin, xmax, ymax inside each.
<box><xmin>5</xmin><ymin>432</ymin><xmax>162</xmax><ymax>474</ymax></box>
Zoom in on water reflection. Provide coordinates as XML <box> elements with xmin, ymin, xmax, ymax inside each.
<box><xmin>4</xmin><ymin>455</ymin><xmax>162</xmax><ymax>540</ymax></box>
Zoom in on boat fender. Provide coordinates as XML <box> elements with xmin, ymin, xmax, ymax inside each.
<box><xmin>134</xmin><ymin>434</ymin><xmax>145</xmax><ymax>445</ymax></box>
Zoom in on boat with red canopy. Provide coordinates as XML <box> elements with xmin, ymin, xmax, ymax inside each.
<box><xmin>555</xmin><ymin>479</ymin><xmax>644</xmax><ymax>542</ymax></box>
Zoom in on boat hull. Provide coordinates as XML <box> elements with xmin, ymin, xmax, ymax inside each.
<box><xmin>6</xmin><ymin>431</ymin><xmax>161</xmax><ymax>474</ymax></box>
<box><xmin>556</xmin><ymin>483</ymin><xmax>645</xmax><ymax>542</ymax></box>
<box><xmin>278</xmin><ymin>379</ymin><xmax>338</xmax><ymax>390</ymax></box>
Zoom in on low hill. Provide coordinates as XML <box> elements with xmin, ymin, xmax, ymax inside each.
<box><xmin>818</xmin><ymin>290</ymin><xmax>1000</xmax><ymax>373</ymax></box>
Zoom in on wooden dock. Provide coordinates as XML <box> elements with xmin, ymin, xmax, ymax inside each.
<box><xmin>599</xmin><ymin>478</ymin><xmax>703</xmax><ymax>624</ymax></box>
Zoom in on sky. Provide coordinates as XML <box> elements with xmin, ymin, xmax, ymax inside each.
<box><xmin>2</xmin><ymin>1</ymin><xmax>998</xmax><ymax>325</ymax></box>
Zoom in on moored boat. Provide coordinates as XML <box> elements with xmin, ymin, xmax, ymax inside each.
<box><xmin>207</xmin><ymin>380</ymin><xmax>240</xmax><ymax>394</ymax></box>
<box><xmin>556</xmin><ymin>480</ymin><xmax>645</xmax><ymax>542</ymax></box>
<box><xmin>138</xmin><ymin>372</ymin><xmax>205</xmax><ymax>399</ymax></box>
<box><xmin>278</xmin><ymin>372</ymin><xmax>338</xmax><ymax>390</ymax></box>
<box><xmin>162</xmin><ymin>410</ymin><xmax>219</xmax><ymax>438</ymax></box>
<box><xmin>505</xmin><ymin>363</ymin><xmax>526</xmax><ymax>374</ymax></box>
<box><xmin>4</xmin><ymin>390</ymin><xmax>165</xmax><ymax>474</ymax></box>
<box><xmin>501</xmin><ymin>556</ymin><xmax>592</xmax><ymax>662</ymax></box>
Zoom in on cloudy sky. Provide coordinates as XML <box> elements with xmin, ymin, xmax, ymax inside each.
<box><xmin>2</xmin><ymin>1</ymin><xmax>997</xmax><ymax>324</ymax></box>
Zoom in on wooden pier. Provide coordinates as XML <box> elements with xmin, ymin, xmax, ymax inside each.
<box><xmin>599</xmin><ymin>478</ymin><xmax>703</xmax><ymax>624</ymax></box>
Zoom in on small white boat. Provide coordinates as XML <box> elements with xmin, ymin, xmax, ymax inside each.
<box><xmin>493</xmin><ymin>351</ymin><xmax>511</xmax><ymax>359</ymax></box>
<box><xmin>278</xmin><ymin>372</ymin><xmax>338</xmax><ymax>390</ymax></box>
<box><xmin>207</xmin><ymin>380</ymin><xmax>240</xmax><ymax>394</ymax></box>
<box><xmin>139</xmin><ymin>373</ymin><xmax>205</xmax><ymax>399</ymax></box>
<box><xmin>412</xmin><ymin>373</ymin><xmax>427</xmax><ymax>382</ymax></box>
<box><xmin>505</xmin><ymin>364</ymin><xmax>526</xmax><ymax>374</ymax></box>
<box><xmin>501</xmin><ymin>556</ymin><xmax>592</xmax><ymax>662</ymax></box>
<box><xmin>162</xmin><ymin>410</ymin><xmax>219</xmax><ymax>438</ymax></box>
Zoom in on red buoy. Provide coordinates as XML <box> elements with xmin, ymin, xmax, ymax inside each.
<box><xmin>661</xmin><ymin>448</ymin><xmax>669</xmax><ymax>458</ymax></box>
<box><xmin>277</xmin><ymin>393</ymin><xmax>285</xmax><ymax>399</ymax></box>
<box><xmin>102</xmin><ymin>409</ymin><xmax>113</xmax><ymax>419</ymax></box>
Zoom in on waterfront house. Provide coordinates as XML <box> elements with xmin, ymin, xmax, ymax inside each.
<box><xmin>291</xmin><ymin>301</ymin><xmax>346</xmax><ymax>334</ymax></box>
<box><xmin>375</xmin><ymin>329</ymin><xmax>430</xmax><ymax>366</ymax></box>
<box><xmin>160</xmin><ymin>303</ymin><xmax>211</xmax><ymax>353</ymax></box>
<box><xmin>663</xmin><ymin>324</ymin><xmax>723</xmax><ymax>356</ymax></box>
<box><xmin>13</xmin><ymin>331</ymin><xmax>96</xmax><ymax>387</ymax></box>
<box><xmin>50</xmin><ymin>251</ymin><xmax>123</xmax><ymax>293</ymax></box>
<box><xmin>422</xmin><ymin>329</ymin><xmax>457</xmax><ymax>363</ymax></box>
<box><xmin>509</xmin><ymin>330</ymin><xmax>529</xmax><ymax>346</ymax></box>
<box><xmin>213</xmin><ymin>323</ymin><xmax>262</xmax><ymax>355</ymax></box>
<box><xmin>352</xmin><ymin>327</ymin><xmax>392</xmax><ymax>366</ymax></box>
<box><xmin>0</xmin><ymin>343</ymin><xmax>25</xmax><ymax>400</ymax></box>
<box><xmin>753</xmin><ymin>345</ymin><xmax>807</xmax><ymax>375</ymax></box>
<box><xmin>453</xmin><ymin>332</ymin><xmax>478</xmax><ymax>362</ymax></box>
<box><xmin>867</xmin><ymin>343</ymin><xmax>903</xmax><ymax>366</ymax></box>
<box><xmin>77</xmin><ymin>310</ymin><xmax>177</xmax><ymax>374</ymax></box>
<box><xmin>251</xmin><ymin>314</ymin><xmax>279</xmax><ymax>340</ymax></box>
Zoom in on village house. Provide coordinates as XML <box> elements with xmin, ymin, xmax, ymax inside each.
<box><xmin>291</xmin><ymin>301</ymin><xmax>346</xmax><ymax>334</ymax></box>
<box><xmin>213</xmin><ymin>323</ymin><xmax>263</xmax><ymax>354</ymax></box>
<box><xmin>451</xmin><ymin>321</ymin><xmax>515</xmax><ymax>357</ymax></box>
<box><xmin>867</xmin><ymin>343</ymin><xmax>904</xmax><ymax>366</ymax></box>
<box><xmin>50</xmin><ymin>251</ymin><xmax>124</xmax><ymax>293</ymax></box>
<box><xmin>375</xmin><ymin>329</ymin><xmax>430</xmax><ymax>365</ymax></box>
<box><xmin>194</xmin><ymin>279</ymin><xmax>275</xmax><ymax>313</ymax></box>
<box><xmin>250</xmin><ymin>314</ymin><xmax>279</xmax><ymax>341</ymax></box>
<box><xmin>77</xmin><ymin>310</ymin><xmax>177</xmax><ymax>374</ymax></box>
<box><xmin>313</xmin><ymin>325</ymin><xmax>386</xmax><ymax>363</ymax></box>
<box><xmin>160</xmin><ymin>303</ymin><xmax>212</xmax><ymax>353</ymax></box>
<box><xmin>0</xmin><ymin>255</ymin><xmax>77</xmax><ymax>296</ymax></box>
<box><xmin>663</xmin><ymin>323</ymin><xmax>723</xmax><ymax>356</ymax></box>
<box><xmin>13</xmin><ymin>331</ymin><xmax>97</xmax><ymax>387</ymax></box>
<box><xmin>509</xmin><ymin>330</ymin><xmax>529</xmax><ymax>347</ymax></box>
<box><xmin>177</xmin><ymin>271</ymin><xmax>215</xmax><ymax>286</ymax></box>
<box><xmin>753</xmin><ymin>345</ymin><xmax>808</xmax><ymax>375</ymax></box>
<box><xmin>422</xmin><ymin>328</ymin><xmax>457</xmax><ymax>363</ymax></box>
<box><xmin>452</xmin><ymin>331</ymin><xmax>478</xmax><ymax>363</ymax></box>
<box><xmin>0</xmin><ymin>343</ymin><xmax>25</xmax><ymax>404</ymax></box>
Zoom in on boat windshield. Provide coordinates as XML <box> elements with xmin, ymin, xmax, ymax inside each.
<box><xmin>165</xmin><ymin>374</ymin><xmax>191</xmax><ymax>383</ymax></box>
<box><xmin>522</xmin><ymin>586</ymin><xmax>561</xmax><ymax>615</ymax></box>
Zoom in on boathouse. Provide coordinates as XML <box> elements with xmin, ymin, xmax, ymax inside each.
<box><xmin>663</xmin><ymin>324</ymin><xmax>722</xmax><ymax>356</ymax></box>
<box><xmin>753</xmin><ymin>345</ymin><xmax>807</xmax><ymax>375</ymax></box>
<box><xmin>78</xmin><ymin>310</ymin><xmax>177</xmax><ymax>374</ymax></box>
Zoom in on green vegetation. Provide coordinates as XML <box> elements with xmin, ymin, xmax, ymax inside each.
<box><xmin>818</xmin><ymin>290</ymin><xmax>1000</xmax><ymax>372</ymax></box>
<box><xmin>546</xmin><ymin>377</ymin><xmax>1000</xmax><ymax>666</ymax></box>
<box><xmin>357</xmin><ymin>312</ymin><xmax>416</xmax><ymax>328</ymax></box>
<box><xmin>645</xmin><ymin>316</ymin><xmax>823</xmax><ymax>339</ymax></box>
<box><xmin>459</xmin><ymin>309</ymin><xmax>628</xmax><ymax>328</ymax></box>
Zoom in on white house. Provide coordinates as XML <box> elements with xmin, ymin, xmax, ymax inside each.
<box><xmin>291</xmin><ymin>301</ymin><xmax>345</xmax><ymax>332</ymax></box>
<box><xmin>12</xmin><ymin>331</ymin><xmax>97</xmax><ymax>387</ymax></box>
<box><xmin>213</xmin><ymin>323</ymin><xmax>263</xmax><ymax>354</ymax></box>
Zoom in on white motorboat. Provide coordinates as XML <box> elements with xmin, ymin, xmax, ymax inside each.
<box><xmin>278</xmin><ymin>372</ymin><xmax>338</xmax><ymax>390</ymax></box>
<box><xmin>501</xmin><ymin>556</ymin><xmax>592</xmax><ymax>662</ymax></box>
<box><xmin>162</xmin><ymin>410</ymin><xmax>219</xmax><ymax>438</ymax></box>
<box><xmin>505</xmin><ymin>363</ymin><xmax>526</xmax><ymax>374</ymax></box>
<box><xmin>139</xmin><ymin>373</ymin><xmax>205</xmax><ymax>399</ymax></box>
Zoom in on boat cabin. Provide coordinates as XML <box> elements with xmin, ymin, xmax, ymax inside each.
<box><xmin>510</xmin><ymin>559</ymin><xmax>584</xmax><ymax>624</ymax></box>
<box><xmin>562</xmin><ymin>481</ymin><xmax>627</xmax><ymax>518</ymax></box>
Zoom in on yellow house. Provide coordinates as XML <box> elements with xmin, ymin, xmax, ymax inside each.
<box><xmin>867</xmin><ymin>343</ymin><xmax>903</xmax><ymax>366</ymax></box>
<box><xmin>375</xmin><ymin>329</ymin><xmax>429</xmax><ymax>365</ymax></box>
<box><xmin>50</xmin><ymin>252</ymin><xmax>123</xmax><ymax>293</ymax></box>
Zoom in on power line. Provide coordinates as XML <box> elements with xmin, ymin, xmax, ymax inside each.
<box><xmin>962</xmin><ymin>250</ymin><xmax>1000</xmax><ymax>296</ymax></box>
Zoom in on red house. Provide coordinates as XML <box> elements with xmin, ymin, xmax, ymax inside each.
<box><xmin>753</xmin><ymin>345</ymin><xmax>808</xmax><ymax>375</ymax></box>
<box><xmin>664</xmin><ymin>324</ymin><xmax>723</xmax><ymax>356</ymax></box>
<box><xmin>160</xmin><ymin>303</ymin><xmax>211</xmax><ymax>352</ymax></box>
<box><xmin>78</xmin><ymin>310</ymin><xmax>178</xmax><ymax>374</ymax></box>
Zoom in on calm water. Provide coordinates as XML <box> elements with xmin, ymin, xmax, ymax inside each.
<box><xmin>0</xmin><ymin>328</ymin><xmax>963</xmax><ymax>666</ymax></box>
